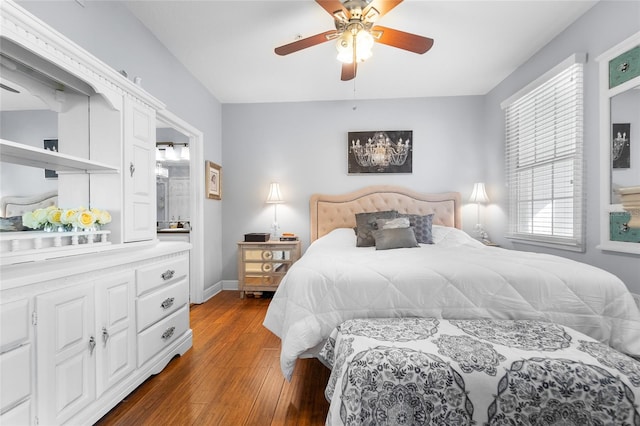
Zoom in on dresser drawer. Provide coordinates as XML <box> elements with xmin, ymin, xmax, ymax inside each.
<box><xmin>137</xmin><ymin>305</ymin><xmax>189</xmax><ymax>367</ymax></box>
<box><xmin>0</xmin><ymin>399</ymin><xmax>30</xmax><ymax>425</ymax></box>
<box><xmin>136</xmin><ymin>256</ymin><xmax>188</xmax><ymax>296</ymax></box>
<box><xmin>1</xmin><ymin>299</ymin><xmax>30</xmax><ymax>353</ymax></box>
<box><xmin>136</xmin><ymin>278</ymin><xmax>188</xmax><ymax>332</ymax></box>
<box><xmin>0</xmin><ymin>344</ymin><xmax>31</xmax><ymax>413</ymax></box>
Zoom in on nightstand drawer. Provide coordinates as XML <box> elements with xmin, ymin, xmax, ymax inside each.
<box><xmin>136</xmin><ymin>256</ymin><xmax>189</xmax><ymax>296</ymax></box>
<box><xmin>137</xmin><ymin>305</ymin><xmax>189</xmax><ymax>367</ymax></box>
<box><xmin>136</xmin><ymin>278</ymin><xmax>188</xmax><ymax>332</ymax></box>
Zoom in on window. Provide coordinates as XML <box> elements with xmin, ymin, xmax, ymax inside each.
<box><xmin>502</xmin><ymin>54</ymin><xmax>585</xmax><ymax>251</ymax></box>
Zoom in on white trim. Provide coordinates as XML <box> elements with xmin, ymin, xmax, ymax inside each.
<box><xmin>156</xmin><ymin>109</ymin><xmax>206</xmax><ymax>304</ymax></box>
<box><xmin>595</xmin><ymin>31</ymin><xmax>640</xmax><ymax>256</ymax></box>
<box><xmin>501</xmin><ymin>53</ymin><xmax>587</xmax><ymax>110</ymax></box>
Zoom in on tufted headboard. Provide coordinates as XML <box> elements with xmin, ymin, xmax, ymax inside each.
<box><xmin>1</xmin><ymin>191</ymin><xmax>58</xmax><ymax>217</ymax></box>
<box><xmin>310</xmin><ymin>185</ymin><xmax>461</xmax><ymax>242</ymax></box>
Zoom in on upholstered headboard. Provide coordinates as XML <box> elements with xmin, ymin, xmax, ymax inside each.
<box><xmin>310</xmin><ymin>185</ymin><xmax>461</xmax><ymax>242</ymax></box>
<box><xmin>1</xmin><ymin>191</ymin><xmax>58</xmax><ymax>217</ymax></box>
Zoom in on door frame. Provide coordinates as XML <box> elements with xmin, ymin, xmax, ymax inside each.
<box><xmin>156</xmin><ymin>109</ymin><xmax>205</xmax><ymax>303</ymax></box>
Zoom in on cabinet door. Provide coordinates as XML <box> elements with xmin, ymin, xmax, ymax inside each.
<box><xmin>123</xmin><ymin>96</ymin><xmax>156</xmax><ymax>242</ymax></box>
<box><xmin>36</xmin><ymin>284</ymin><xmax>95</xmax><ymax>425</ymax></box>
<box><xmin>95</xmin><ymin>270</ymin><xmax>136</xmax><ymax>397</ymax></box>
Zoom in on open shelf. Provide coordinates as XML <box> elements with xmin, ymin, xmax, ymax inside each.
<box><xmin>0</xmin><ymin>139</ymin><xmax>119</xmax><ymax>174</ymax></box>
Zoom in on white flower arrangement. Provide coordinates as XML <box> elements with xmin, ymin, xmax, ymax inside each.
<box><xmin>22</xmin><ymin>206</ymin><xmax>111</xmax><ymax>231</ymax></box>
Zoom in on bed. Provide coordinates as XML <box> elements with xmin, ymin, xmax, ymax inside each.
<box><xmin>318</xmin><ymin>317</ymin><xmax>640</xmax><ymax>425</ymax></box>
<box><xmin>0</xmin><ymin>191</ymin><xmax>58</xmax><ymax>231</ymax></box>
<box><xmin>263</xmin><ymin>185</ymin><xmax>640</xmax><ymax>384</ymax></box>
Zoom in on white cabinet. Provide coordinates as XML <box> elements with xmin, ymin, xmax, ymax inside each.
<box><xmin>94</xmin><ymin>271</ymin><xmax>136</xmax><ymax>397</ymax></box>
<box><xmin>0</xmin><ymin>298</ymin><xmax>32</xmax><ymax>424</ymax></box>
<box><xmin>123</xmin><ymin>97</ymin><xmax>157</xmax><ymax>243</ymax></box>
<box><xmin>35</xmin><ymin>271</ymin><xmax>137</xmax><ymax>425</ymax></box>
<box><xmin>36</xmin><ymin>284</ymin><xmax>95</xmax><ymax>425</ymax></box>
<box><xmin>1</xmin><ymin>244</ymin><xmax>192</xmax><ymax>426</ymax></box>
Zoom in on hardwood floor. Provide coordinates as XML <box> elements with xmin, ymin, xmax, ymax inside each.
<box><xmin>96</xmin><ymin>291</ymin><xmax>330</xmax><ymax>425</ymax></box>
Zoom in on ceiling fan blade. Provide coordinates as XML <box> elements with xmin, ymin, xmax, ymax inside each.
<box><xmin>341</xmin><ymin>62</ymin><xmax>357</xmax><ymax>81</ymax></box>
<box><xmin>275</xmin><ymin>30</ymin><xmax>338</xmax><ymax>56</ymax></box>
<box><xmin>316</xmin><ymin>0</ymin><xmax>349</xmax><ymax>19</ymax></box>
<box><xmin>363</xmin><ymin>0</ymin><xmax>403</xmax><ymax>20</ymax></box>
<box><xmin>372</xmin><ymin>25</ymin><xmax>434</xmax><ymax>54</ymax></box>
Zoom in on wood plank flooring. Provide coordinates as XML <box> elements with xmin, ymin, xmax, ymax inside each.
<box><xmin>96</xmin><ymin>291</ymin><xmax>330</xmax><ymax>425</ymax></box>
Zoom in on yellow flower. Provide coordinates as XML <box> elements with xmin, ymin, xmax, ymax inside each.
<box><xmin>32</xmin><ymin>208</ymin><xmax>48</xmax><ymax>225</ymax></box>
<box><xmin>47</xmin><ymin>208</ymin><xmax>63</xmax><ymax>226</ymax></box>
<box><xmin>22</xmin><ymin>211</ymin><xmax>38</xmax><ymax>229</ymax></box>
<box><xmin>61</xmin><ymin>209</ymin><xmax>78</xmax><ymax>225</ymax></box>
<box><xmin>76</xmin><ymin>210</ymin><xmax>96</xmax><ymax>229</ymax></box>
<box><xmin>92</xmin><ymin>208</ymin><xmax>112</xmax><ymax>225</ymax></box>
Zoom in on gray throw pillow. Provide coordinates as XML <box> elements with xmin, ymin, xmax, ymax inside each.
<box><xmin>372</xmin><ymin>227</ymin><xmax>419</xmax><ymax>250</ymax></box>
<box><xmin>398</xmin><ymin>213</ymin><xmax>434</xmax><ymax>244</ymax></box>
<box><xmin>355</xmin><ymin>210</ymin><xmax>397</xmax><ymax>247</ymax></box>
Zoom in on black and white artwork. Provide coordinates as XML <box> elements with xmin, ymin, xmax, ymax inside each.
<box><xmin>44</xmin><ymin>138</ymin><xmax>58</xmax><ymax>179</ymax></box>
<box><xmin>348</xmin><ymin>130</ymin><xmax>413</xmax><ymax>174</ymax></box>
<box><xmin>612</xmin><ymin>123</ymin><xmax>630</xmax><ymax>169</ymax></box>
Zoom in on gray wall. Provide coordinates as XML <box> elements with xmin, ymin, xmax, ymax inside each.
<box><xmin>18</xmin><ymin>1</ymin><xmax>223</xmax><ymax>293</ymax></box>
<box><xmin>17</xmin><ymin>1</ymin><xmax>639</xmax><ymax>293</ymax></box>
<box><xmin>0</xmin><ymin>110</ymin><xmax>58</xmax><ymax>198</ymax></box>
<box><xmin>221</xmin><ymin>96</ymin><xmax>486</xmax><ymax>279</ymax></box>
<box><xmin>482</xmin><ymin>0</ymin><xmax>640</xmax><ymax>292</ymax></box>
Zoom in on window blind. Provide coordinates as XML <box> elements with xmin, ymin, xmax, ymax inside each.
<box><xmin>504</xmin><ymin>56</ymin><xmax>585</xmax><ymax>251</ymax></box>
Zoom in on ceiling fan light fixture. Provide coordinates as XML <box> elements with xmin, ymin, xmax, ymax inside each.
<box><xmin>335</xmin><ymin>28</ymin><xmax>373</xmax><ymax>64</ymax></box>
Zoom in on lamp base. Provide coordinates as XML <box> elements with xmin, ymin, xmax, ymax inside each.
<box><xmin>270</xmin><ymin>222</ymin><xmax>280</xmax><ymax>241</ymax></box>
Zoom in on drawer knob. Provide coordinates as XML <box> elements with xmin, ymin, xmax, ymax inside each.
<box><xmin>161</xmin><ymin>297</ymin><xmax>175</xmax><ymax>310</ymax></box>
<box><xmin>102</xmin><ymin>327</ymin><xmax>110</xmax><ymax>345</ymax></box>
<box><xmin>88</xmin><ymin>336</ymin><xmax>96</xmax><ymax>355</ymax></box>
<box><xmin>161</xmin><ymin>269</ymin><xmax>175</xmax><ymax>280</ymax></box>
<box><xmin>161</xmin><ymin>326</ymin><xmax>176</xmax><ymax>341</ymax></box>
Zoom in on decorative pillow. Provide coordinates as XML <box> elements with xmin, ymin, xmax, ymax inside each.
<box><xmin>372</xmin><ymin>227</ymin><xmax>419</xmax><ymax>250</ymax></box>
<box><xmin>0</xmin><ymin>216</ymin><xmax>26</xmax><ymax>232</ymax></box>
<box><xmin>398</xmin><ymin>213</ymin><xmax>434</xmax><ymax>244</ymax></box>
<box><xmin>355</xmin><ymin>210</ymin><xmax>397</xmax><ymax>247</ymax></box>
<box><xmin>376</xmin><ymin>217</ymin><xmax>411</xmax><ymax>230</ymax></box>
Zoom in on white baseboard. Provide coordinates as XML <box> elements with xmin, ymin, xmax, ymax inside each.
<box><xmin>201</xmin><ymin>281</ymin><xmax>223</xmax><ymax>303</ymax></box>
<box><xmin>222</xmin><ymin>279</ymin><xmax>239</xmax><ymax>291</ymax></box>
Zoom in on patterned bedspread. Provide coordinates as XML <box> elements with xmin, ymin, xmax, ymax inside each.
<box><xmin>318</xmin><ymin>318</ymin><xmax>640</xmax><ymax>426</ymax></box>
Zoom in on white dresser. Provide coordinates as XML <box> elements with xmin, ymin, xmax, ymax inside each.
<box><xmin>0</xmin><ymin>242</ymin><xmax>192</xmax><ymax>425</ymax></box>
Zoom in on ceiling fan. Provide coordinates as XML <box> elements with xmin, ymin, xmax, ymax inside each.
<box><xmin>274</xmin><ymin>0</ymin><xmax>434</xmax><ymax>81</ymax></box>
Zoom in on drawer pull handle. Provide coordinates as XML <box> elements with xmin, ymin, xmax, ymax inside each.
<box><xmin>161</xmin><ymin>326</ymin><xmax>176</xmax><ymax>341</ymax></box>
<box><xmin>161</xmin><ymin>269</ymin><xmax>175</xmax><ymax>280</ymax></box>
<box><xmin>161</xmin><ymin>297</ymin><xmax>175</xmax><ymax>310</ymax></box>
<box><xmin>102</xmin><ymin>327</ymin><xmax>110</xmax><ymax>345</ymax></box>
<box><xmin>88</xmin><ymin>336</ymin><xmax>96</xmax><ymax>355</ymax></box>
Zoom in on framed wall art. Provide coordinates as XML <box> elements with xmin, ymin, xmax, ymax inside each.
<box><xmin>348</xmin><ymin>130</ymin><xmax>413</xmax><ymax>174</ymax></box>
<box><xmin>612</xmin><ymin>123</ymin><xmax>631</xmax><ymax>169</ymax></box>
<box><xmin>44</xmin><ymin>138</ymin><xmax>58</xmax><ymax>179</ymax></box>
<box><xmin>205</xmin><ymin>160</ymin><xmax>222</xmax><ymax>200</ymax></box>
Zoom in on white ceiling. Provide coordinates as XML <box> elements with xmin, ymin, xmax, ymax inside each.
<box><xmin>124</xmin><ymin>0</ymin><xmax>597</xmax><ymax>104</ymax></box>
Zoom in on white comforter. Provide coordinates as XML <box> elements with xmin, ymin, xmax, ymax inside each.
<box><xmin>263</xmin><ymin>227</ymin><xmax>640</xmax><ymax>380</ymax></box>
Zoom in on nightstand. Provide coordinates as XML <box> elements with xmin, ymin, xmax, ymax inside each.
<box><xmin>237</xmin><ymin>240</ymin><xmax>301</xmax><ymax>298</ymax></box>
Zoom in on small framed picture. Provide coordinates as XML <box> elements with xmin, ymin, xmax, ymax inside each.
<box><xmin>206</xmin><ymin>161</ymin><xmax>222</xmax><ymax>200</ymax></box>
<box><xmin>44</xmin><ymin>138</ymin><xmax>58</xmax><ymax>179</ymax></box>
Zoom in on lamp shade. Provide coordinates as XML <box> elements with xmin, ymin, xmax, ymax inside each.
<box><xmin>266</xmin><ymin>182</ymin><xmax>284</xmax><ymax>204</ymax></box>
<box><xmin>469</xmin><ymin>182</ymin><xmax>489</xmax><ymax>203</ymax></box>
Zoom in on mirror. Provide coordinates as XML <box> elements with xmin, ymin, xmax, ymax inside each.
<box><xmin>156</xmin><ymin>125</ymin><xmax>191</xmax><ymax>231</ymax></box>
<box><xmin>0</xmin><ymin>41</ymin><xmax>91</xmax><ymax>203</ymax></box>
<box><xmin>610</xmin><ymin>87</ymin><xmax>640</xmax><ymax>203</ymax></box>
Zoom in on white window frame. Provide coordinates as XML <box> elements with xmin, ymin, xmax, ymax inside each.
<box><xmin>501</xmin><ymin>54</ymin><xmax>586</xmax><ymax>252</ymax></box>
